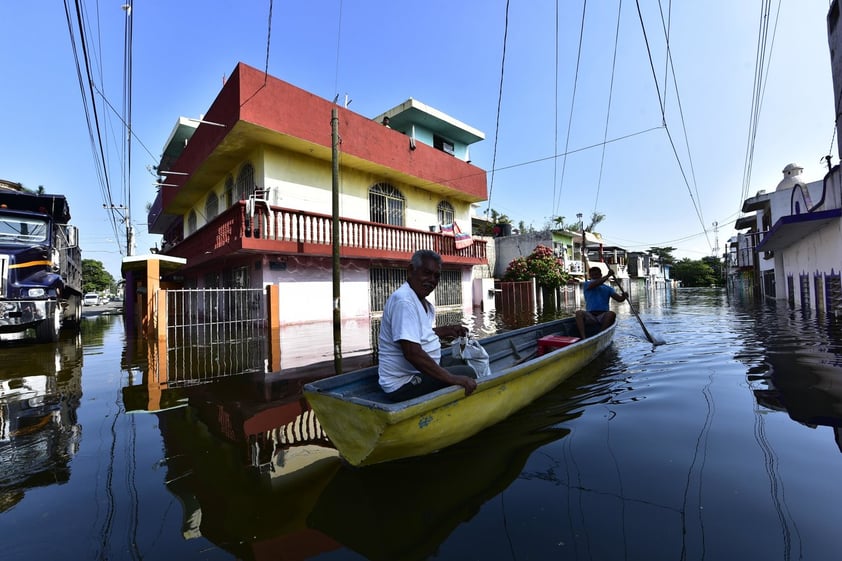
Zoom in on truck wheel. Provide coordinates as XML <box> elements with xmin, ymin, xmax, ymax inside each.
<box><xmin>36</xmin><ymin>303</ymin><xmax>60</xmax><ymax>343</ymax></box>
<box><xmin>69</xmin><ymin>295</ymin><xmax>82</xmax><ymax>328</ymax></box>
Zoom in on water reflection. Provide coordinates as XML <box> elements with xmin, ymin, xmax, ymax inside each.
<box><xmin>6</xmin><ymin>288</ymin><xmax>842</xmax><ymax>560</ymax></box>
<box><xmin>147</xmin><ymin>352</ymin><xmax>616</xmax><ymax>560</ymax></box>
<box><xmin>741</xmin><ymin>303</ymin><xmax>842</xmax><ymax>450</ymax></box>
<box><xmin>0</xmin><ymin>332</ymin><xmax>83</xmax><ymax>512</ymax></box>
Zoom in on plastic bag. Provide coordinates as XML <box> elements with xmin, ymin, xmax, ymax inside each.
<box><xmin>452</xmin><ymin>336</ymin><xmax>491</xmax><ymax>377</ymax></box>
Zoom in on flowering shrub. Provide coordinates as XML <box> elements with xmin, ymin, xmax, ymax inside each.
<box><xmin>502</xmin><ymin>244</ymin><xmax>569</xmax><ymax>288</ymax></box>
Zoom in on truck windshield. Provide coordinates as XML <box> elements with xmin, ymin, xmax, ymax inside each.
<box><xmin>0</xmin><ymin>217</ymin><xmax>49</xmax><ymax>244</ymax></box>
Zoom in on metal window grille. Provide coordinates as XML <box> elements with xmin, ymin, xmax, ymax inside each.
<box><xmin>434</xmin><ymin>270</ymin><xmax>461</xmax><ymax>307</ymax></box>
<box><xmin>370</xmin><ymin>267</ymin><xmax>406</xmax><ymax>312</ymax></box>
<box><xmin>437</xmin><ymin>201</ymin><xmax>454</xmax><ymax>225</ymax></box>
<box><xmin>224</xmin><ymin>176</ymin><xmax>234</xmax><ymax>207</ymax></box>
<box><xmin>205</xmin><ymin>192</ymin><xmax>219</xmax><ymax>220</ymax></box>
<box><xmin>236</xmin><ymin>163</ymin><xmax>255</xmax><ymax>201</ymax></box>
<box><xmin>165</xmin><ymin>288</ymin><xmax>266</xmax><ymax>387</ymax></box>
<box><xmin>369</xmin><ymin>183</ymin><xmax>405</xmax><ymax>226</ymax></box>
<box><xmin>369</xmin><ymin>267</ymin><xmax>463</xmax><ymax>358</ymax></box>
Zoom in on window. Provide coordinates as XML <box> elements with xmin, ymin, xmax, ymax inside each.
<box><xmin>187</xmin><ymin>210</ymin><xmax>197</xmax><ymax>235</ymax></box>
<box><xmin>434</xmin><ymin>270</ymin><xmax>462</xmax><ymax>307</ymax></box>
<box><xmin>224</xmin><ymin>175</ymin><xmax>234</xmax><ymax>207</ymax></box>
<box><xmin>437</xmin><ymin>201</ymin><xmax>454</xmax><ymax>226</ymax></box>
<box><xmin>433</xmin><ymin>134</ymin><xmax>455</xmax><ymax>155</ymax></box>
<box><xmin>205</xmin><ymin>192</ymin><xmax>219</xmax><ymax>221</ymax></box>
<box><xmin>236</xmin><ymin>163</ymin><xmax>255</xmax><ymax>201</ymax></box>
<box><xmin>369</xmin><ymin>183</ymin><xmax>405</xmax><ymax>226</ymax></box>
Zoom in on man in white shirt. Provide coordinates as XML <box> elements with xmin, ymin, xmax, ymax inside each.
<box><xmin>378</xmin><ymin>249</ymin><xmax>478</xmax><ymax>401</ymax></box>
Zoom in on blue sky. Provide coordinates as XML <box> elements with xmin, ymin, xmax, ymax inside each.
<box><xmin>1</xmin><ymin>1</ymin><xmax>836</xmax><ymax>277</ymax></box>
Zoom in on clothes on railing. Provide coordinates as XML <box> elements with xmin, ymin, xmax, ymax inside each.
<box><xmin>440</xmin><ymin>221</ymin><xmax>473</xmax><ymax>249</ymax></box>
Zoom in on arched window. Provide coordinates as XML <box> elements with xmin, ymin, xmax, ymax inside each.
<box><xmin>187</xmin><ymin>209</ymin><xmax>197</xmax><ymax>235</ymax></box>
<box><xmin>205</xmin><ymin>192</ymin><xmax>219</xmax><ymax>221</ymax></box>
<box><xmin>369</xmin><ymin>183</ymin><xmax>405</xmax><ymax>226</ymax></box>
<box><xmin>236</xmin><ymin>163</ymin><xmax>255</xmax><ymax>201</ymax></box>
<box><xmin>224</xmin><ymin>175</ymin><xmax>234</xmax><ymax>207</ymax></box>
<box><xmin>437</xmin><ymin>200</ymin><xmax>454</xmax><ymax>225</ymax></box>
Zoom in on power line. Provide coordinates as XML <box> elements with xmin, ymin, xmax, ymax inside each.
<box><xmin>554</xmin><ymin>0</ymin><xmax>589</xmax><ymax>217</ymax></box>
<box><xmin>594</xmin><ymin>0</ymin><xmax>624</xmax><ymax>213</ymax></box>
<box><xmin>634</xmin><ymin>0</ymin><xmax>710</xmax><ymax>249</ymax></box>
<box><xmin>740</xmin><ymin>0</ymin><xmax>781</xmax><ymax>207</ymax></box>
<box><xmin>63</xmin><ymin>0</ymin><xmax>121</xmax><ymax>248</ymax></box>
<box><xmin>485</xmin><ymin>0</ymin><xmax>511</xmax><ymax>217</ymax></box>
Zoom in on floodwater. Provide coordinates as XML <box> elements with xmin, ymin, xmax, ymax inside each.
<box><xmin>2</xmin><ymin>289</ymin><xmax>842</xmax><ymax>560</ymax></box>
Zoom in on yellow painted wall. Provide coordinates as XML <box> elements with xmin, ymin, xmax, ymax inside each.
<box><xmin>181</xmin><ymin>143</ymin><xmax>477</xmax><ymax>239</ymax></box>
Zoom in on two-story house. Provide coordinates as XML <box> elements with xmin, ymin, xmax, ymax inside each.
<box><xmin>145</xmin><ymin>62</ymin><xmax>488</xmax><ymax>368</ymax></box>
<box><xmin>735</xmin><ymin>162</ymin><xmax>842</xmax><ymax>313</ymax></box>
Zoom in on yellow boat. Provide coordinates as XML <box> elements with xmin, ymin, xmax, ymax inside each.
<box><xmin>303</xmin><ymin>317</ymin><xmax>615</xmax><ymax>467</ymax></box>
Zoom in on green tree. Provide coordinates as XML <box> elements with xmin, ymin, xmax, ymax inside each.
<box><xmin>671</xmin><ymin>258</ymin><xmax>717</xmax><ymax>287</ymax></box>
<box><xmin>82</xmin><ymin>259</ymin><xmax>115</xmax><ymax>293</ymax></box>
<box><xmin>502</xmin><ymin>244</ymin><xmax>569</xmax><ymax>288</ymax></box>
<box><xmin>701</xmin><ymin>256</ymin><xmax>723</xmax><ymax>283</ymax></box>
<box><xmin>649</xmin><ymin>246</ymin><xmax>677</xmax><ymax>265</ymax></box>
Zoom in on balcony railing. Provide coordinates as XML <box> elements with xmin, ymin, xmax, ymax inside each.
<box><xmin>165</xmin><ymin>201</ymin><xmax>487</xmax><ymax>266</ymax></box>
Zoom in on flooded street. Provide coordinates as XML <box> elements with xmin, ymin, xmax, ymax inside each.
<box><xmin>3</xmin><ymin>289</ymin><xmax>842</xmax><ymax>560</ymax></box>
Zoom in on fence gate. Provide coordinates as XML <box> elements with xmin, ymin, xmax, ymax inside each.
<box><xmin>164</xmin><ymin>288</ymin><xmax>267</xmax><ymax>386</ymax></box>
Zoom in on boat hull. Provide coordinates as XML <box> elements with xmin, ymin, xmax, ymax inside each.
<box><xmin>303</xmin><ymin>318</ymin><xmax>615</xmax><ymax>466</ymax></box>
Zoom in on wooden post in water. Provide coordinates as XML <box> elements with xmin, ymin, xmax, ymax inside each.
<box><xmin>331</xmin><ymin>106</ymin><xmax>342</xmax><ymax>375</ymax></box>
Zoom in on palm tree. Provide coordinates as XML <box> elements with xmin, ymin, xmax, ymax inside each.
<box><xmin>585</xmin><ymin>211</ymin><xmax>605</xmax><ymax>232</ymax></box>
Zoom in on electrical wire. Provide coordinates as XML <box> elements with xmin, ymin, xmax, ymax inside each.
<box><xmin>634</xmin><ymin>0</ymin><xmax>710</xmax><ymax>250</ymax></box>
<box><xmin>740</xmin><ymin>0</ymin><xmax>781</xmax><ymax>208</ymax></box>
<box><xmin>554</xmin><ymin>0</ymin><xmax>589</xmax><ymax>217</ymax></box>
<box><xmin>485</xmin><ymin>0</ymin><xmax>511</xmax><ymax>218</ymax></box>
<box><xmin>63</xmin><ymin>0</ymin><xmax>121</xmax><ymax>247</ymax></box>
<box><xmin>594</xmin><ymin>0</ymin><xmax>624</xmax><ymax>213</ymax></box>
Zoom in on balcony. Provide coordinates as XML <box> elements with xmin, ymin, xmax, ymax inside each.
<box><xmin>163</xmin><ymin>202</ymin><xmax>487</xmax><ymax>269</ymax></box>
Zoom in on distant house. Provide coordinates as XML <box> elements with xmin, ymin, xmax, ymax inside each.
<box><xmin>146</xmin><ymin>62</ymin><xmax>488</xmax><ymax>368</ymax></box>
<box><xmin>493</xmin><ymin>229</ymin><xmax>588</xmax><ymax>279</ymax></box>
<box><xmin>733</xmin><ymin>163</ymin><xmax>842</xmax><ymax>313</ymax></box>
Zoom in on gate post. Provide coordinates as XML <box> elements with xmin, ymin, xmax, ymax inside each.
<box><xmin>267</xmin><ymin>283</ymin><xmax>281</xmax><ymax>371</ymax></box>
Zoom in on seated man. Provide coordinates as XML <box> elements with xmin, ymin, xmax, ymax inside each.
<box><xmin>378</xmin><ymin>249</ymin><xmax>478</xmax><ymax>402</ymax></box>
<box><xmin>575</xmin><ymin>266</ymin><xmax>627</xmax><ymax>339</ymax></box>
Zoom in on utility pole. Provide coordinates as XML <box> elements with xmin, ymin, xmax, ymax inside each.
<box><xmin>712</xmin><ymin>221</ymin><xmax>719</xmax><ymax>258</ymax></box>
<box><xmin>331</xmin><ymin>106</ymin><xmax>342</xmax><ymax>375</ymax></box>
<box><xmin>104</xmin><ymin>204</ymin><xmax>134</xmax><ymax>256</ymax></box>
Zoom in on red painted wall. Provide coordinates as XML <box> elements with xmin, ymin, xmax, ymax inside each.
<box><xmin>162</xmin><ymin>62</ymin><xmax>487</xmax><ymax>211</ymax></box>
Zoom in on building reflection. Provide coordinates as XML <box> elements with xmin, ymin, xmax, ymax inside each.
<box><xmin>749</xmin><ymin>319</ymin><xmax>842</xmax><ymax>452</ymax></box>
<box><xmin>142</xmin><ymin>359</ymin><xmax>588</xmax><ymax>560</ymax></box>
<box><xmin>0</xmin><ymin>333</ymin><xmax>83</xmax><ymax>512</ymax></box>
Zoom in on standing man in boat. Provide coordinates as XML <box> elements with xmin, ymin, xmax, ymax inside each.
<box><xmin>378</xmin><ymin>249</ymin><xmax>478</xmax><ymax>401</ymax></box>
<box><xmin>575</xmin><ymin>266</ymin><xmax>627</xmax><ymax>339</ymax></box>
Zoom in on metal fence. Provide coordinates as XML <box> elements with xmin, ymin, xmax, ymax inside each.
<box><xmin>163</xmin><ymin>288</ymin><xmax>267</xmax><ymax>387</ymax></box>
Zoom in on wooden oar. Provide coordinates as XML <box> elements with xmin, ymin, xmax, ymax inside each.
<box><xmin>612</xmin><ymin>279</ymin><xmax>665</xmax><ymax>346</ymax></box>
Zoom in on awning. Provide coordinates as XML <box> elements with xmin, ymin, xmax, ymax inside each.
<box><xmin>755</xmin><ymin>208</ymin><xmax>841</xmax><ymax>252</ymax></box>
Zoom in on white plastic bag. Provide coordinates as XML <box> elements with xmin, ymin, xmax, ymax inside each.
<box><xmin>452</xmin><ymin>336</ymin><xmax>491</xmax><ymax>378</ymax></box>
